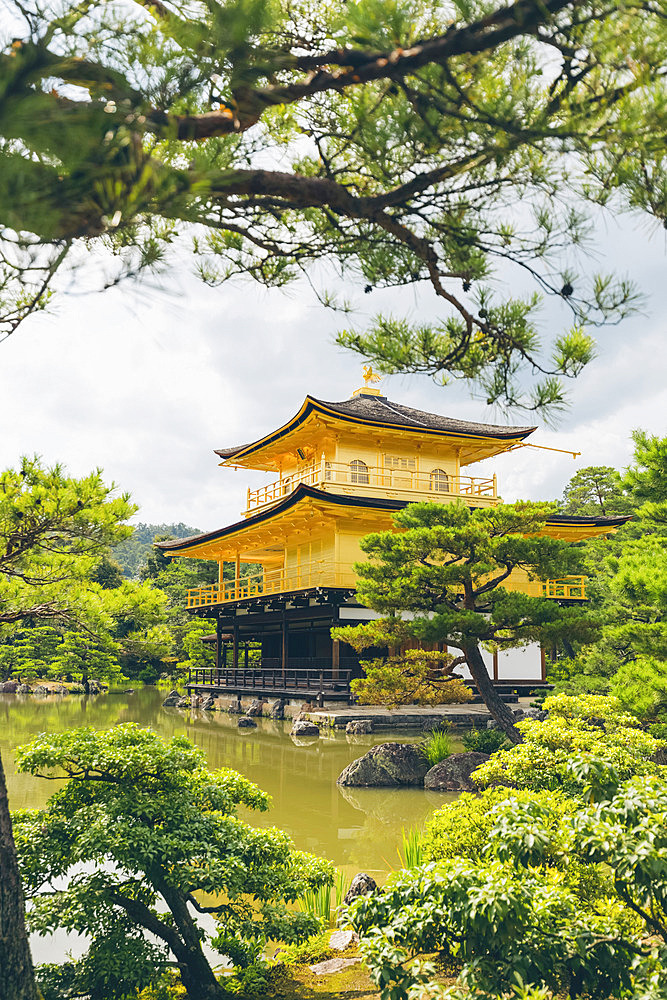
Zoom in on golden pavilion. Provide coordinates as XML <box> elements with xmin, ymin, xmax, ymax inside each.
<box><xmin>159</xmin><ymin>376</ymin><xmax>628</xmax><ymax>703</ymax></box>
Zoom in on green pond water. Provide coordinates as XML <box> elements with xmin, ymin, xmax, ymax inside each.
<box><xmin>1</xmin><ymin>687</ymin><xmax>458</xmax><ymax>964</ymax></box>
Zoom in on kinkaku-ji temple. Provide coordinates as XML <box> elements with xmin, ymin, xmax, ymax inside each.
<box><xmin>159</xmin><ymin>372</ymin><xmax>629</xmax><ymax>705</ymax></box>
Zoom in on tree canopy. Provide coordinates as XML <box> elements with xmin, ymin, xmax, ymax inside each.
<box><xmin>4</xmin><ymin>0</ymin><xmax>667</xmax><ymax>410</ymax></box>
<box><xmin>333</xmin><ymin>499</ymin><xmax>596</xmax><ymax>740</ymax></box>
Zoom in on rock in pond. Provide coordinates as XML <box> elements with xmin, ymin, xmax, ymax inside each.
<box><xmin>424</xmin><ymin>751</ymin><xmax>490</xmax><ymax>792</ymax></box>
<box><xmin>337</xmin><ymin>742</ymin><xmax>429</xmax><ymax>787</ymax></box>
<box><xmin>270</xmin><ymin>698</ymin><xmax>286</xmax><ymax>719</ymax></box>
<box><xmin>246</xmin><ymin>698</ymin><xmax>266</xmax><ymax>717</ymax></box>
<box><xmin>16</xmin><ymin>684</ymin><xmax>32</xmax><ymax>694</ymax></box>
<box><xmin>346</xmin><ymin>719</ymin><xmax>373</xmax><ymax>735</ymax></box>
<box><xmin>291</xmin><ymin>719</ymin><xmax>320</xmax><ymax>737</ymax></box>
<box><xmin>161</xmin><ymin>689</ymin><xmax>181</xmax><ymax>707</ymax></box>
<box><xmin>176</xmin><ymin>697</ymin><xmax>189</xmax><ymax>708</ymax></box>
<box><xmin>0</xmin><ymin>680</ymin><xmax>19</xmax><ymax>693</ymax></box>
<box><xmin>343</xmin><ymin>872</ymin><xmax>377</xmax><ymax>905</ymax></box>
<box><xmin>201</xmin><ymin>695</ymin><xmax>216</xmax><ymax>711</ymax></box>
<box><xmin>226</xmin><ymin>700</ymin><xmax>243</xmax><ymax>714</ymax></box>
<box><xmin>238</xmin><ymin>716</ymin><xmax>257</xmax><ymax>728</ymax></box>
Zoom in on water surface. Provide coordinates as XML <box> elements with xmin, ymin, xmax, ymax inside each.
<box><xmin>1</xmin><ymin>687</ymin><xmax>457</xmax><ymax>962</ymax></box>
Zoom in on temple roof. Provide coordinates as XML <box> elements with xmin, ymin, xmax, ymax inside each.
<box><xmin>157</xmin><ymin>485</ymin><xmax>632</xmax><ymax>555</ymax></box>
<box><xmin>214</xmin><ymin>393</ymin><xmax>536</xmax><ymax>462</ymax></box>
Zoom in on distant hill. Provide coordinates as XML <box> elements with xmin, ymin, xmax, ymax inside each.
<box><xmin>113</xmin><ymin>522</ymin><xmax>201</xmax><ymax>579</ymax></box>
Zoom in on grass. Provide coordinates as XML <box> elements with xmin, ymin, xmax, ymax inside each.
<box><xmin>418</xmin><ymin>726</ymin><xmax>453</xmax><ymax>766</ymax></box>
<box><xmin>397</xmin><ymin>826</ymin><xmax>424</xmax><ymax>869</ymax></box>
<box><xmin>297</xmin><ymin>870</ymin><xmax>352</xmax><ymax>926</ymax></box>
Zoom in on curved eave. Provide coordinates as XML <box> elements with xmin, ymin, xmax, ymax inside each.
<box><xmin>214</xmin><ymin>395</ymin><xmax>536</xmax><ymax>465</ymax></box>
<box><xmin>157</xmin><ymin>488</ymin><xmax>632</xmax><ymax>557</ymax></box>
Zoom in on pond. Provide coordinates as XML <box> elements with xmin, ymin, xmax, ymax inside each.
<box><xmin>1</xmin><ymin>687</ymin><xmax>458</xmax><ymax>964</ymax></box>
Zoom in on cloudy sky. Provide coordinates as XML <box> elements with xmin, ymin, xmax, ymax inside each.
<box><xmin>1</xmin><ymin>209</ymin><xmax>665</xmax><ymax>534</ymax></box>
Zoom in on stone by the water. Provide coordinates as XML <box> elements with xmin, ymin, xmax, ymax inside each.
<box><xmin>161</xmin><ymin>689</ymin><xmax>181</xmax><ymax>707</ymax></box>
<box><xmin>337</xmin><ymin>742</ymin><xmax>429</xmax><ymax>787</ymax></box>
<box><xmin>0</xmin><ymin>680</ymin><xmax>18</xmax><ymax>693</ymax></box>
<box><xmin>309</xmin><ymin>957</ymin><xmax>360</xmax><ymax>975</ymax></box>
<box><xmin>176</xmin><ymin>697</ymin><xmax>189</xmax><ymax>708</ymax></box>
<box><xmin>291</xmin><ymin>719</ymin><xmax>320</xmax><ymax>737</ymax></box>
<box><xmin>270</xmin><ymin>699</ymin><xmax>286</xmax><ymax>719</ymax></box>
<box><xmin>343</xmin><ymin>872</ymin><xmax>377</xmax><ymax>905</ymax></box>
<box><xmin>32</xmin><ymin>684</ymin><xmax>50</xmax><ymax>695</ymax></box>
<box><xmin>329</xmin><ymin>929</ymin><xmax>358</xmax><ymax>951</ymax></box>
<box><xmin>345</xmin><ymin>719</ymin><xmax>373</xmax><ymax>735</ymax></box>
<box><xmin>424</xmin><ymin>751</ymin><xmax>490</xmax><ymax>791</ymax></box>
<box><xmin>238</xmin><ymin>716</ymin><xmax>257</xmax><ymax>728</ymax></box>
<box><xmin>226</xmin><ymin>701</ymin><xmax>243</xmax><ymax>714</ymax></box>
<box><xmin>201</xmin><ymin>695</ymin><xmax>216</xmax><ymax>711</ymax></box>
<box><xmin>246</xmin><ymin>698</ymin><xmax>266</xmax><ymax>717</ymax></box>
<box><xmin>16</xmin><ymin>684</ymin><xmax>31</xmax><ymax>694</ymax></box>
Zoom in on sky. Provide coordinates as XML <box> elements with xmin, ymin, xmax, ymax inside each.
<box><xmin>1</xmin><ymin>211</ymin><xmax>666</xmax><ymax>534</ymax></box>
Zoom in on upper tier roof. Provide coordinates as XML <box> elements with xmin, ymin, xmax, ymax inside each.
<box><xmin>215</xmin><ymin>393</ymin><xmax>537</xmax><ymax>462</ymax></box>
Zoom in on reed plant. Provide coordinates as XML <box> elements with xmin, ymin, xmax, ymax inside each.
<box><xmin>397</xmin><ymin>826</ymin><xmax>424</xmax><ymax>869</ymax></box>
<box><xmin>297</xmin><ymin>869</ymin><xmax>352</xmax><ymax>925</ymax></box>
<box><xmin>418</xmin><ymin>726</ymin><xmax>453</xmax><ymax>766</ymax></box>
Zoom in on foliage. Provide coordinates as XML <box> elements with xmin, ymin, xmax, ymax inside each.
<box><xmin>350</xmin><ymin>651</ymin><xmax>472</xmax><ymax>709</ymax></box>
<box><xmin>112</xmin><ymin>523</ymin><xmax>203</xmax><ymax>579</ymax></box>
<box><xmin>12</xmin><ymin>725</ymin><xmax>333</xmax><ymax>1000</ymax></box>
<box><xmin>6</xmin><ymin>2</ymin><xmax>667</xmax><ymax>410</ymax></box>
<box><xmin>418</xmin><ymin>728</ymin><xmax>453</xmax><ymax>767</ymax></box>
<box><xmin>474</xmin><ymin>694</ymin><xmax>663</xmax><ymax>794</ymax></box>
<box><xmin>551</xmin><ymin>431</ymin><xmax>666</xmax><ymax>698</ymax></box>
<box><xmin>558</xmin><ymin>466</ymin><xmax>635</xmax><ymax>517</ymax></box>
<box><xmin>397</xmin><ymin>826</ymin><xmax>425</xmax><ymax>870</ymax></box>
<box><xmin>461</xmin><ymin>727</ymin><xmax>509</xmax><ymax>754</ymax></box>
<box><xmin>346</xmin><ymin>762</ymin><xmax>667</xmax><ymax>1000</ymax></box>
<box><xmin>334</xmin><ymin>500</ymin><xmax>595</xmax><ymax>740</ymax></box>
<box><xmin>297</xmin><ymin>869</ymin><xmax>351</xmax><ymax>927</ymax></box>
<box><xmin>0</xmin><ymin>456</ymin><xmax>136</xmax><ymax>626</ymax></box>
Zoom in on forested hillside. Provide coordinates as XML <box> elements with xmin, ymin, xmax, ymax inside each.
<box><xmin>112</xmin><ymin>523</ymin><xmax>200</xmax><ymax>579</ymax></box>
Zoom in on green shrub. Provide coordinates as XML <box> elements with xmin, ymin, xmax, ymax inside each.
<box><xmin>418</xmin><ymin>727</ymin><xmax>452</xmax><ymax>766</ymax></box>
<box><xmin>461</xmin><ymin>728</ymin><xmax>508</xmax><ymax>754</ymax></box>
<box><xmin>397</xmin><ymin>826</ymin><xmax>424</xmax><ymax>868</ymax></box>
<box><xmin>474</xmin><ymin>694</ymin><xmax>663</xmax><ymax>794</ymax></box>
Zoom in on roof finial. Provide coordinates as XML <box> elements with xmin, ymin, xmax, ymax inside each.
<box><xmin>352</xmin><ymin>365</ymin><xmax>384</xmax><ymax>398</ymax></box>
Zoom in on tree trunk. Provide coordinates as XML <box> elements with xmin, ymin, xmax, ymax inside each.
<box><xmin>0</xmin><ymin>752</ymin><xmax>38</xmax><ymax>1000</ymax></box>
<box><xmin>463</xmin><ymin>642</ymin><xmax>521</xmax><ymax>744</ymax></box>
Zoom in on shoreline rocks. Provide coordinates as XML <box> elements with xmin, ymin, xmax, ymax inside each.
<box><xmin>291</xmin><ymin>719</ymin><xmax>320</xmax><ymax>737</ymax></box>
<box><xmin>424</xmin><ymin>752</ymin><xmax>490</xmax><ymax>791</ymax></box>
<box><xmin>337</xmin><ymin>742</ymin><xmax>429</xmax><ymax>787</ymax></box>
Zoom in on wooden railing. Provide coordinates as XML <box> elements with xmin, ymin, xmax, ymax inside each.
<box><xmin>542</xmin><ymin>576</ymin><xmax>587</xmax><ymax>600</ymax></box>
<box><xmin>187</xmin><ymin>560</ymin><xmax>357</xmax><ymax>608</ymax></box>
<box><xmin>246</xmin><ymin>460</ymin><xmax>498</xmax><ymax>513</ymax></box>
<box><xmin>188</xmin><ymin>666</ymin><xmax>353</xmax><ymax>701</ymax></box>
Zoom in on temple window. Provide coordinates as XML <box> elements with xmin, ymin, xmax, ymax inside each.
<box><xmin>384</xmin><ymin>454</ymin><xmax>416</xmax><ymax>471</ymax></box>
<box><xmin>350</xmin><ymin>459</ymin><xmax>370</xmax><ymax>484</ymax></box>
<box><xmin>430</xmin><ymin>468</ymin><xmax>450</xmax><ymax>493</ymax></box>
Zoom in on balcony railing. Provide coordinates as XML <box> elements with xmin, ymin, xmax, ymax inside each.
<box><xmin>187</xmin><ymin>559</ymin><xmax>357</xmax><ymax>608</ymax></box>
<box><xmin>542</xmin><ymin>576</ymin><xmax>587</xmax><ymax>600</ymax></box>
<box><xmin>246</xmin><ymin>460</ymin><xmax>498</xmax><ymax>514</ymax></box>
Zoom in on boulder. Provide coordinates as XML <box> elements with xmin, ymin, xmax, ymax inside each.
<box><xmin>0</xmin><ymin>680</ymin><xmax>19</xmax><ymax>693</ymax></box>
<box><xmin>176</xmin><ymin>697</ymin><xmax>189</xmax><ymax>708</ymax></box>
<box><xmin>16</xmin><ymin>684</ymin><xmax>32</xmax><ymax>694</ymax></box>
<box><xmin>342</xmin><ymin>872</ymin><xmax>377</xmax><ymax>905</ymax></box>
<box><xmin>424</xmin><ymin>751</ymin><xmax>490</xmax><ymax>792</ymax></box>
<box><xmin>32</xmin><ymin>684</ymin><xmax>50</xmax><ymax>695</ymax></box>
<box><xmin>291</xmin><ymin>719</ymin><xmax>320</xmax><ymax>737</ymax></box>
<box><xmin>201</xmin><ymin>695</ymin><xmax>216</xmax><ymax>711</ymax></box>
<box><xmin>53</xmin><ymin>685</ymin><xmax>69</xmax><ymax>695</ymax></box>
<box><xmin>246</xmin><ymin>698</ymin><xmax>266</xmax><ymax>717</ymax></box>
<box><xmin>337</xmin><ymin>742</ymin><xmax>429</xmax><ymax>787</ymax></box>
<box><xmin>226</xmin><ymin>701</ymin><xmax>243</xmax><ymax>714</ymax></box>
<box><xmin>161</xmin><ymin>689</ymin><xmax>181</xmax><ymax>707</ymax></box>
<box><xmin>345</xmin><ymin>719</ymin><xmax>373</xmax><ymax>735</ymax></box>
<box><xmin>238</xmin><ymin>716</ymin><xmax>257</xmax><ymax>728</ymax></box>
<box><xmin>309</xmin><ymin>957</ymin><xmax>360</xmax><ymax>975</ymax></box>
<box><xmin>270</xmin><ymin>699</ymin><xmax>286</xmax><ymax>720</ymax></box>
<box><xmin>329</xmin><ymin>929</ymin><xmax>358</xmax><ymax>951</ymax></box>
<box><xmin>87</xmin><ymin>680</ymin><xmax>102</xmax><ymax>694</ymax></box>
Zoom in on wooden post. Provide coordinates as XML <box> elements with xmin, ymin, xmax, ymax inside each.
<box><xmin>235</xmin><ymin>552</ymin><xmax>240</xmax><ymax>600</ymax></box>
<box><xmin>281</xmin><ymin>612</ymin><xmax>288</xmax><ymax>682</ymax></box>
<box><xmin>540</xmin><ymin>647</ymin><xmax>547</xmax><ymax>683</ymax></box>
<box><xmin>332</xmin><ymin>638</ymin><xmax>340</xmax><ymax>680</ymax></box>
<box><xmin>493</xmin><ymin>650</ymin><xmax>499</xmax><ymax>681</ymax></box>
<box><xmin>232</xmin><ymin>621</ymin><xmax>239</xmax><ymax>671</ymax></box>
<box><xmin>244</xmin><ymin>642</ymin><xmax>249</xmax><ymax>668</ymax></box>
<box><xmin>215</xmin><ymin>617</ymin><xmax>222</xmax><ymax>676</ymax></box>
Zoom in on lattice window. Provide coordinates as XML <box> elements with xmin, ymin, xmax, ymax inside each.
<box><xmin>350</xmin><ymin>459</ymin><xmax>370</xmax><ymax>484</ymax></box>
<box><xmin>430</xmin><ymin>468</ymin><xmax>450</xmax><ymax>493</ymax></box>
<box><xmin>384</xmin><ymin>454</ymin><xmax>416</xmax><ymax>471</ymax></box>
